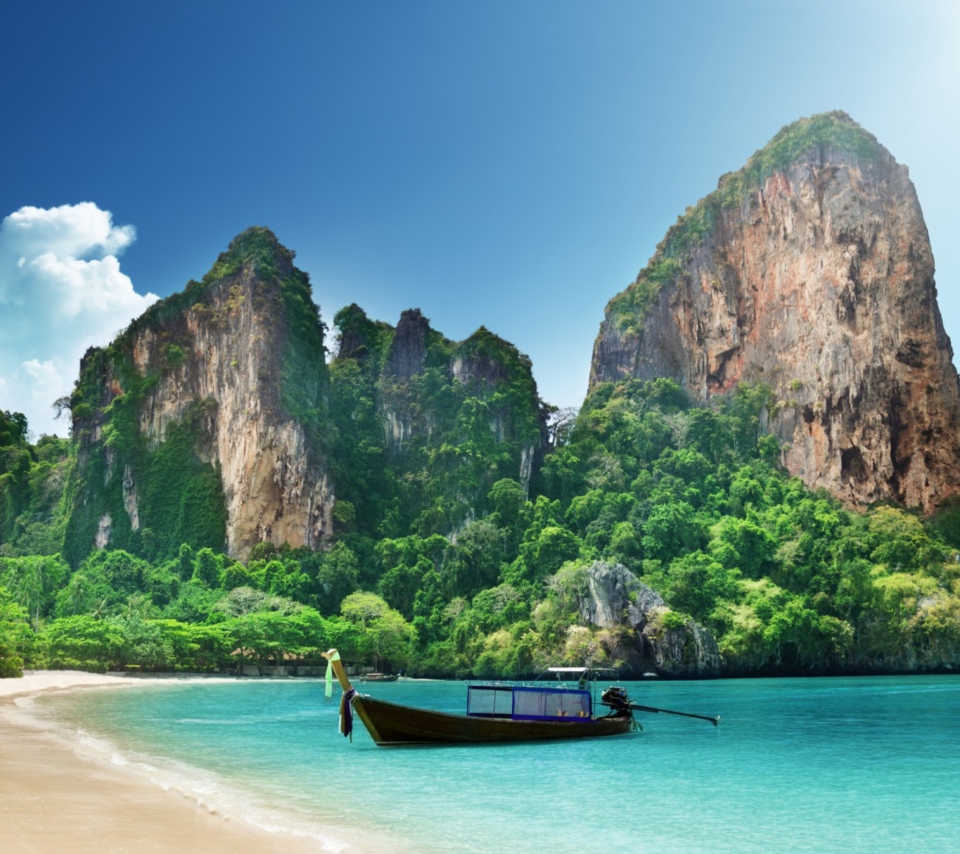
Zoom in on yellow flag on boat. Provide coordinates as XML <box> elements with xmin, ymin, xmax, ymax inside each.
<box><xmin>324</xmin><ymin>650</ymin><xmax>341</xmax><ymax>698</ymax></box>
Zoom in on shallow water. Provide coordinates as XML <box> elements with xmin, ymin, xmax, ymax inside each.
<box><xmin>39</xmin><ymin>675</ymin><xmax>960</xmax><ymax>853</ymax></box>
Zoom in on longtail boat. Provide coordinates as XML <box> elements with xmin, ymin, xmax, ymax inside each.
<box><xmin>321</xmin><ymin>649</ymin><xmax>717</xmax><ymax>746</ymax></box>
<box><xmin>361</xmin><ymin>672</ymin><xmax>399</xmax><ymax>683</ymax></box>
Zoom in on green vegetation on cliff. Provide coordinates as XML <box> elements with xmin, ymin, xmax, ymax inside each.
<box><xmin>62</xmin><ymin>348</ymin><xmax>228</xmax><ymax>566</ymax></box>
<box><xmin>328</xmin><ymin>306</ymin><xmax>544</xmax><ymax>540</ymax></box>
<box><xmin>544</xmin><ymin>380</ymin><xmax>960</xmax><ymax>673</ymax></box>
<box><xmin>5</xmin><ymin>373</ymin><xmax>960</xmax><ymax>678</ymax></box>
<box><xmin>0</xmin><ymin>409</ymin><xmax>71</xmax><ymax>558</ymax></box>
<box><xmin>4</xmin><ymin>213</ymin><xmax>960</xmax><ymax>679</ymax></box>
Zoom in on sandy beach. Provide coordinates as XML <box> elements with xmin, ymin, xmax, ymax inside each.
<box><xmin>0</xmin><ymin>672</ymin><xmax>358</xmax><ymax>854</ymax></box>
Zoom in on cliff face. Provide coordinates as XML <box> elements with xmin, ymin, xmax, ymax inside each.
<box><xmin>65</xmin><ymin>237</ymin><xmax>548</xmax><ymax>563</ymax></box>
<box><xmin>330</xmin><ymin>305</ymin><xmax>548</xmax><ymax>536</ymax></box>
<box><xmin>591</xmin><ymin>112</ymin><xmax>960</xmax><ymax>512</ymax></box>
<box><xmin>68</xmin><ymin>228</ymin><xmax>333</xmax><ymax>562</ymax></box>
<box><xmin>380</xmin><ymin>309</ymin><xmax>545</xmax><ymax>479</ymax></box>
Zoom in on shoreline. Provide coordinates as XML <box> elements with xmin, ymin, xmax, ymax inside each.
<box><xmin>0</xmin><ymin>671</ymin><xmax>380</xmax><ymax>854</ymax></box>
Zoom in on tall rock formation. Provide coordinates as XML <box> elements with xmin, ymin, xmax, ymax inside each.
<box><xmin>330</xmin><ymin>304</ymin><xmax>548</xmax><ymax>536</ymax></box>
<box><xmin>591</xmin><ymin>112</ymin><xmax>960</xmax><ymax>512</ymax></box>
<box><xmin>62</xmin><ymin>231</ymin><xmax>550</xmax><ymax>565</ymax></box>
<box><xmin>65</xmin><ymin>228</ymin><xmax>333</xmax><ymax>563</ymax></box>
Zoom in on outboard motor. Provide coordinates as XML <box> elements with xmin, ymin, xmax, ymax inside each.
<box><xmin>601</xmin><ymin>686</ymin><xmax>633</xmax><ymax>714</ymax></box>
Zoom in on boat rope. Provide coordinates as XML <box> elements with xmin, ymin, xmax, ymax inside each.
<box><xmin>340</xmin><ymin>688</ymin><xmax>357</xmax><ymax>741</ymax></box>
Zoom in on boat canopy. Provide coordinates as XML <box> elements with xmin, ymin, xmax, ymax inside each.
<box><xmin>545</xmin><ymin>667</ymin><xmax>619</xmax><ymax>674</ymax></box>
<box><xmin>467</xmin><ymin>684</ymin><xmax>593</xmax><ymax>721</ymax></box>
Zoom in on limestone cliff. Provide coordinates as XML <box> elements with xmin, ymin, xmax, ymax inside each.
<box><xmin>66</xmin><ymin>228</ymin><xmax>333</xmax><ymax>562</ymax></box>
<box><xmin>591</xmin><ymin>112</ymin><xmax>960</xmax><ymax>513</ymax></box>
<box><xmin>330</xmin><ymin>304</ymin><xmax>548</xmax><ymax>535</ymax></box>
<box><xmin>380</xmin><ymin>309</ymin><xmax>545</xmax><ymax>478</ymax></box>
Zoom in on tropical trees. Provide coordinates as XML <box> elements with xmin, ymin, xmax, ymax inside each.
<box><xmin>341</xmin><ymin>591</ymin><xmax>416</xmax><ymax>671</ymax></box>
<box><xmin>0</xmin><ymin>586</ymin><xmax>31</xmax><ymax>677</ymax></box>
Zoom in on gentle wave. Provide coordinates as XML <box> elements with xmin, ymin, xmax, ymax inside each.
<box><xmin>172</xmin><ymin>711</ymin><xmax>322</xmax><ymax>725</ymax></box>
<box><xmin>29</xmin><ymin>694</ymin><xmax>392</xmax><ymax>853</ymax></box>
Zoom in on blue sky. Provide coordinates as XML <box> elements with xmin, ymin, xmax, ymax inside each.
<box><xmin>2</xmin><ymin>1</ymin><xmax>959</xmax><ymax>437</ymax></box>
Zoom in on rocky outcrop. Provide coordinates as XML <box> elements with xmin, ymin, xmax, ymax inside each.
<box><xmin>591</xmin><ymin>112</ymin><xmax>960</xmax><ymax>513</ymax></box>
<box><xmin>335</xmin><ymin>306</ymin><xmax>548</xmax><ymax>496</ymax></box>
<box><xmin>379</xmin><ymin>309</ymin><xmax>435</xmax><ymax>453</ymax></box>
<box><xmin>72</xmin><ymin>228</ymin><xmax>334</xmax><ymax>560</ymax></box>
<box><xmin>386</xmin><ymin>308</ymin><xmax>430</xmax><ymax>380</ymax></box>
<box><xmin>336</xmin><ymin>302</ymin><xmax>392</xmax><ymax>362</ymax></box>
<box><xmin>579</xmin><ymin>561</ymin><xmax>721</xmax><ymax>677</ymax></box>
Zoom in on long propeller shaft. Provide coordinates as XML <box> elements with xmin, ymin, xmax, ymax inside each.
<box><xmin>605</xmin><ymin>701</ymin><xmax>720</xmax><ymax>726</ymax></box>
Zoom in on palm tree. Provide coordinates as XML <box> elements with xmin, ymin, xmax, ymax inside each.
<box><xmin>89</xmin><ymin>596</ymin><xmax>111</xmax><ymax>620</ymax></box>
<box><xmin>120</xmin><ymin>593</ymin><xmax>152</xmax><ymax>619</ymax></box>
<box><xmin>61</xmin><ymin>572</ymin><xmax>90</xmax><ymax>616</ymax></box>
<box><xmin>14</xmin><ymin>558</ymin><xmax>46</xmax><ymax>631</ymax></box>
<box><xmin>12</xmin><ymin>556</ymin><xmax>65</xmax><ymax>631</ymax></box>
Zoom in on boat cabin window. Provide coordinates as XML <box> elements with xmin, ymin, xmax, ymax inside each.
<box><xmin>513</xmin><ymin>686</ymin><xmax>592</xmax><ymax>721</ymax></box>
<box><xmin>467</xmin><ymin>686</ymin><xmax>514</xmax><ymax>718</ymax></box>
<box><xmin>467</xmin><ymin>685</ymin><xmax>593</xmax><ymax>720</ymax></box>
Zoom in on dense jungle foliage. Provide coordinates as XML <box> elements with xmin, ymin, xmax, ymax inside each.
<box><xmin>328</xmin><ymin>304</ymin><xmax>544</xmax><ymax>539</ymax></box>
<box><xmin>4</xmin><ymin>370</ymin><xmax>960</xmax><ymax>679</ymax></box>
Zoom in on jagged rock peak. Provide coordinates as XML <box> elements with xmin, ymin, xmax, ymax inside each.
<box><xmin>387</xmin><ymin>308</ymin><xmax>431</xmax><ymax>379</ymax></box>
<box><xmin>590</xmin><ymin>110</ymin><xmax>960</xmax><ymax>513</ymax></box>
<box><xmin>330</xmin><ymin>307</ymin><xmax>548</xmax><ymax>504</ymax></box>
<box><xmin>333</xmin><ymin>309</ymin><xmax>537</xmax><ymax>393</ymax></box>
<box><xmin>335</xmin><ymin>303</ymin><xmax>385</xmax><ymax>361</ymax></box>
<box><xmin>452</xmin><ymin>327</ymin><xmax>513</xmax><ymax>388</ymax></box>
<box><xmin>216</xmin><ymin>225</ymin><xmax>296</xmax><ymax>274</ymax></box>
<box><xmin>125</xmin><ymin>226</ymin><xmax>310</xmax><ymax>345</ymax></box>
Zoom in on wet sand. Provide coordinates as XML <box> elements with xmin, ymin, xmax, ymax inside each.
<box><xmin>0</xmin><ymin>672</ymin><xmax>356</xmax><ymax>853</ymax></box>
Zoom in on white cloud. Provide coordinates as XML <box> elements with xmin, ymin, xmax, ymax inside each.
<box><xmin>0</xmin><ymin>203</ymin><xmax>158</xmax><ymax>439</ymax></box>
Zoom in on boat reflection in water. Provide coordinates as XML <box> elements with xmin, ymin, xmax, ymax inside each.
<box><xmin>320</xmin><ymin>650</ymin><xmax>703</xmax><ymax>746</ymax></box>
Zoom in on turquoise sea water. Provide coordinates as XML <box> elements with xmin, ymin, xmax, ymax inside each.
<box><xmin>38</xmin><ymin>675</ymin><xmax>960</xmax><ymax>853</ymax></box>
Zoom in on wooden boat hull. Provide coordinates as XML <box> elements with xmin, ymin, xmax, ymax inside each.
<box><xmin>351</xmin><ymin>694</ymin><xmax>634</xmax><ymax>746</ymax></box>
